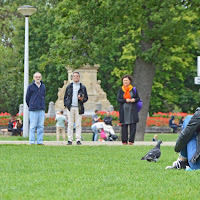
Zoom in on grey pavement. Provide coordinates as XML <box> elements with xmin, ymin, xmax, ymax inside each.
<box><xmin>0</xmin><ymin>141</ymin><xmax>176</xmax><ymax>146</ymax></box>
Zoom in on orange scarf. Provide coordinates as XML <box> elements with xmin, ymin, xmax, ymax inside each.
<box><xmin>122</xmin><ymin>85</ymin><xmax>133</xmax><ymax>99</ymax></box>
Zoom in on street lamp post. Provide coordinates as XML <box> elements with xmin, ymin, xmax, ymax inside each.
<box><xmin>18</xmin><ymin>5</ymin><xmax>37</xmax><ymax>138</ymax></box>
<box><xmin>194</xmin><ymin>56</ymin><xmax>200</xmax><ymax>85</ymax></box>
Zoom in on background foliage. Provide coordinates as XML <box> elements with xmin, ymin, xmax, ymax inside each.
<box><xmin>0</xmin><ymin>0</ymin><xmax>200</xmax><ymax>115</ymax></box>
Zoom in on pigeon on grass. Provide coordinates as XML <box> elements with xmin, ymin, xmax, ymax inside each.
<box><xmin>141</xmin><ymin>140</ymin><xmax>162</xmax><ymax>162</ymax></box>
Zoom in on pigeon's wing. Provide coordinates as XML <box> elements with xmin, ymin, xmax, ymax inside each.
<box><xmin>141</xmin><ymin>148</ymin><xmax>161</xmax><ymax>161</ymax></box>
<box><xmin>150</xmin><ymin>148</ymin><xmax>161</xmax><ymax>158</ymax></box>
<box><xmin>141</xmin><ymin>153</ymin><xmax>154</xmax><ymax>161</ymax></box>
<box><xmin>141</xmin><ymin>151</ymin><xmax>155</xmax><ymax>160</ymax></box>
<box><xmin>141</xmin><ymin>148</ymin><xmax>154</xmax><ymax>160</ymax></box>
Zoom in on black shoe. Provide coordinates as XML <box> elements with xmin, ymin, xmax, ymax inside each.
<box><xmin>165</xmin><ymin>158</ymin><xmax>188</xmax><ymax>169</ymax></box>
<box><xmin>77</xmin><ymin>141</ymin><xmax>82</xmax><ymax>145</ymax></box>
<box><xmin>67</xmin><ymin>141</ymin><xmax>72</xmax><ymax>145</ymax></box>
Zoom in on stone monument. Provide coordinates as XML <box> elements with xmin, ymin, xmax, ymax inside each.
<box><xmin>47</xmin><ymin>101</ymin><xmax>56</xmax><ymax>118</ymax></box>
<box><xmin>55</xmin><ymin>64</ymin><xmax>111</xmax><ymax>115</ymax></box>
<box><xmin>19</xmin><ymin>104</ymin><xmax>23</xmax><ymax>116</ymax></box>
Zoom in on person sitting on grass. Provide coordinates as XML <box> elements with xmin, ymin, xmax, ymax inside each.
<box><xmin>166</xmin><ymin>112</ymin><xmax>200</xmax><ymax>170</ymax></box>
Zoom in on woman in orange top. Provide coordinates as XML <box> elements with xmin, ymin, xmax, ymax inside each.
<box><xmin>117</xmin><ymin>75</ymin><xmax>140</xmax><ymax>145</ymax></box>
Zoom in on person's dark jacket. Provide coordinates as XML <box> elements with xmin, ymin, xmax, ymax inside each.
<box><xmin>117</xmin><ymin>87</ymin><xmax>140</xmax><ymax>124</ymax></box>
<box><xmin>179</xmin><ymin>118</ymin><xmax>184</xmax><ymax>125</ymax></box>
<box><xmin>169</xmin><ymin>116</ymin><xmax>176</xmax><ymax>126</ymax></box>
<box><xmin>26</xmin><ymin>81</ymin><xmax>46</xmax><ymax>111</ymax></box>
<box><xmin>104</xmin><ymin>116</ymin><xmax>113</xmax><ymax>126</ymax></box>
<box><xmin>175</xmin><ymin>108</ymin><xmax>200</xmax><ymax>152</ymax></box>
<box><xmin>8</xmin><ymin>122</ymin><xmax>13</xmax><ymax>132</ymax></box>
<box><xmin>64</xmin><ymin>82</ymin><xmax>88</xmax><ymax>114</ymax></box>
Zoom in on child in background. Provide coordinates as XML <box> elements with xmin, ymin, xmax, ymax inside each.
<box><xmin>55</xmin><ymin>110</ymin><xmax>67</xmax><ymax>141</ymax></box>
<box><xmin>152</xmin><ymin>134</ymin><xmax>158</xmax><ymax>141</ymax></box>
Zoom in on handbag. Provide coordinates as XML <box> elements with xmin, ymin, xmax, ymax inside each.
<box><xmin>133</xmin><ymin>87</ymin><xmax>143</xmax><ymax>112</ymax></box>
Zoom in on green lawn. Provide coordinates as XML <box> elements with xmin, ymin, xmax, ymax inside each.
<box><xmin>0</xmin><ymin>133</ymin><xmax>179</xmax><ymax>142</ymax></box>
<box><xmin>0</xmin><ymin>145</ymin><xmax>199</xmax><ymax>200</ymax></box>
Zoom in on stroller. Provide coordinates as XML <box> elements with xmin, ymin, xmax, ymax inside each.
<box><xmin>100</xmin><ymin>129</ymin><xmax>118</xmax><ymax>141</ymax></box>
<box><xmin>107</xmin><ymin>132</ymin><xmax>118</xmax><ymax>141</ymax></box>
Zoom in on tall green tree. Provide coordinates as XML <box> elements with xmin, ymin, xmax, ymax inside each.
<box><xmin>46</xmin><ymin>0</ymin><xmax>200</xmax><ymax>140</ymax></box>
<box><xmin>131</xmin><ymin>0</ymin><xmax>200</xmax><ymax>140</ymax></box>
<box><xmin>0</xmin><ymin>2</ymin><xmax>24</xmax><ymax>114</ymax></box>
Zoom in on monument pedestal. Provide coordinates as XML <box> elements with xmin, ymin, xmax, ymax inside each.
<box><xmin>55</xmin><ymin>64</ymin><xmax>111</xmax><ymax>114</ymax></box>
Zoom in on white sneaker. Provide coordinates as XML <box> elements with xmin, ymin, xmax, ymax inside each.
<box><xmin>165</xmin><ymin>158</ymin><xmax>188</xmax><ymax>169</ymax></box>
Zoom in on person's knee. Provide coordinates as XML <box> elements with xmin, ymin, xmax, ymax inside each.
<box><xmin>37</xmin><ymin>124</ymin><xmax>44</xmax><ymax>128</ymax></box>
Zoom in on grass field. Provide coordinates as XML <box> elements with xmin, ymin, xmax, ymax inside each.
<box><xmin>0</xmin><ymin>133</ymin><xmax>179</xmax><ymax>142</ymax></box>
<box><xmin>0</xmin><ymin>144</ymin><xmax>200</xmax><ymax>200</ymax></box>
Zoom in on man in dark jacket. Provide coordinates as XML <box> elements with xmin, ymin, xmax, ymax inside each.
<box><xmin>103</xmin><ymin>111</ymin><xmax>112</xmax><ymax>126</ymax></box>
<box><xmin>169</xmin><ymin>116</ymin><xmax>178</xmax><ymax>133</ymax></box>
<box><xmin>26</xmin><ymin>72</ymin><xmax>46</xmax><ymax>145</ymax></box>
<box><xmin>64</xmin><ymin>71</ymin><xmax>88</xmax><ymax>145</ymax></box>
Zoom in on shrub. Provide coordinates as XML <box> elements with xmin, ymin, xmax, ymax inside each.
<box><xmin>153</xmin><ymin>112</ymin><xmax>190</xmax><ymax>119</ymax></box>
<box><xmin>98</xmin><ymin>111</ymin><xmax>119</xmax><ymax>120</ymax></box>
<box><xmin>0</xmin><ymin>111</ymin><xmax>192</xmax><ymax>127</ymax></box>
<box><xmin>0</xmin><ymin>112</ymin><xmax>11</xmax><ymax>119</ymax></box>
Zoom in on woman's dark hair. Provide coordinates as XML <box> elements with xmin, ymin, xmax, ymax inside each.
<box><xmin>122</xmin><ymin>74</ymin><xmax>132</xmax><ymax>82</ymax></box>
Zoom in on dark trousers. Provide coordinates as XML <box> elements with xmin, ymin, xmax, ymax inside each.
<box><xmin>12</xmin><ymin>128</ymin><xmax>21</xmax><ymax>136</ymax></box>
<box><xmin>169</xmin><ymin>124</ymin><xmax>178</xmax><ymax>133</ymax></box>
<box><xmin>92</xmin><ymin>132</ymin><xmax>95</xmax><ymax>141</ymax></box>
<box><xmin>121</xmin><ymin>123</ymin><xmax>136</xmax><ymax>143</ymax></box>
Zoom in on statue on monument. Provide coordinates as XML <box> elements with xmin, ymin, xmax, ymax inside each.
<box><xmin>95</xmin><ymin>80</ymin><xmax>107</xmax><ymax>102</ymax></box>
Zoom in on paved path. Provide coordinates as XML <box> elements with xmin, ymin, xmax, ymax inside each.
<box><xmin>0</xmin><ymin>141</ymin><xmax>176</xmax><ymax>146</ymax></box>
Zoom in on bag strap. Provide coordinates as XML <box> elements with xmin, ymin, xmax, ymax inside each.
<box><xmin>133</xmin><ymin>87</ymin><xmax>136</xmax><ymax>94</ymax></box>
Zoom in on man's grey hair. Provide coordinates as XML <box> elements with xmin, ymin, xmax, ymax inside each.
<box><xmin>73</xmin><ymin>71</ymin><xmax>80</xmax><ymax>77</ymax></box>
<box><xmin>33</xmin><ymin>72</ymin><xmax>42</xmax><ymax>79</ymax></box>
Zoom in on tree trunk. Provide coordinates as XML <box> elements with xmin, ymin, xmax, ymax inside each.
<box><xmin>132</xmin><ymin>20</ymin><xmax>156</xmax><ymax>141</ymax></box>
<box><xmin>132</xmin><ymin>57</ymin><xmax>156</xmax><ymax>141</ymax></box>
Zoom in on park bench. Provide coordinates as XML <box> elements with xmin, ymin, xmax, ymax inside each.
<box><xmin>0</xmin><ymin>128</ymin><xmax>12</xmax><ymax>136</ymax></box>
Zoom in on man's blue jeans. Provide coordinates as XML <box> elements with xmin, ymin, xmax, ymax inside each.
<box><xmin>91</xmin><ymin>125</ymin><xmax>98</xmax><ymax>141</ymax></box>
<box><xmin>29</xmin><ymin>110</ymin><xmax>45</xmax><ymax>144</ymax></box>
